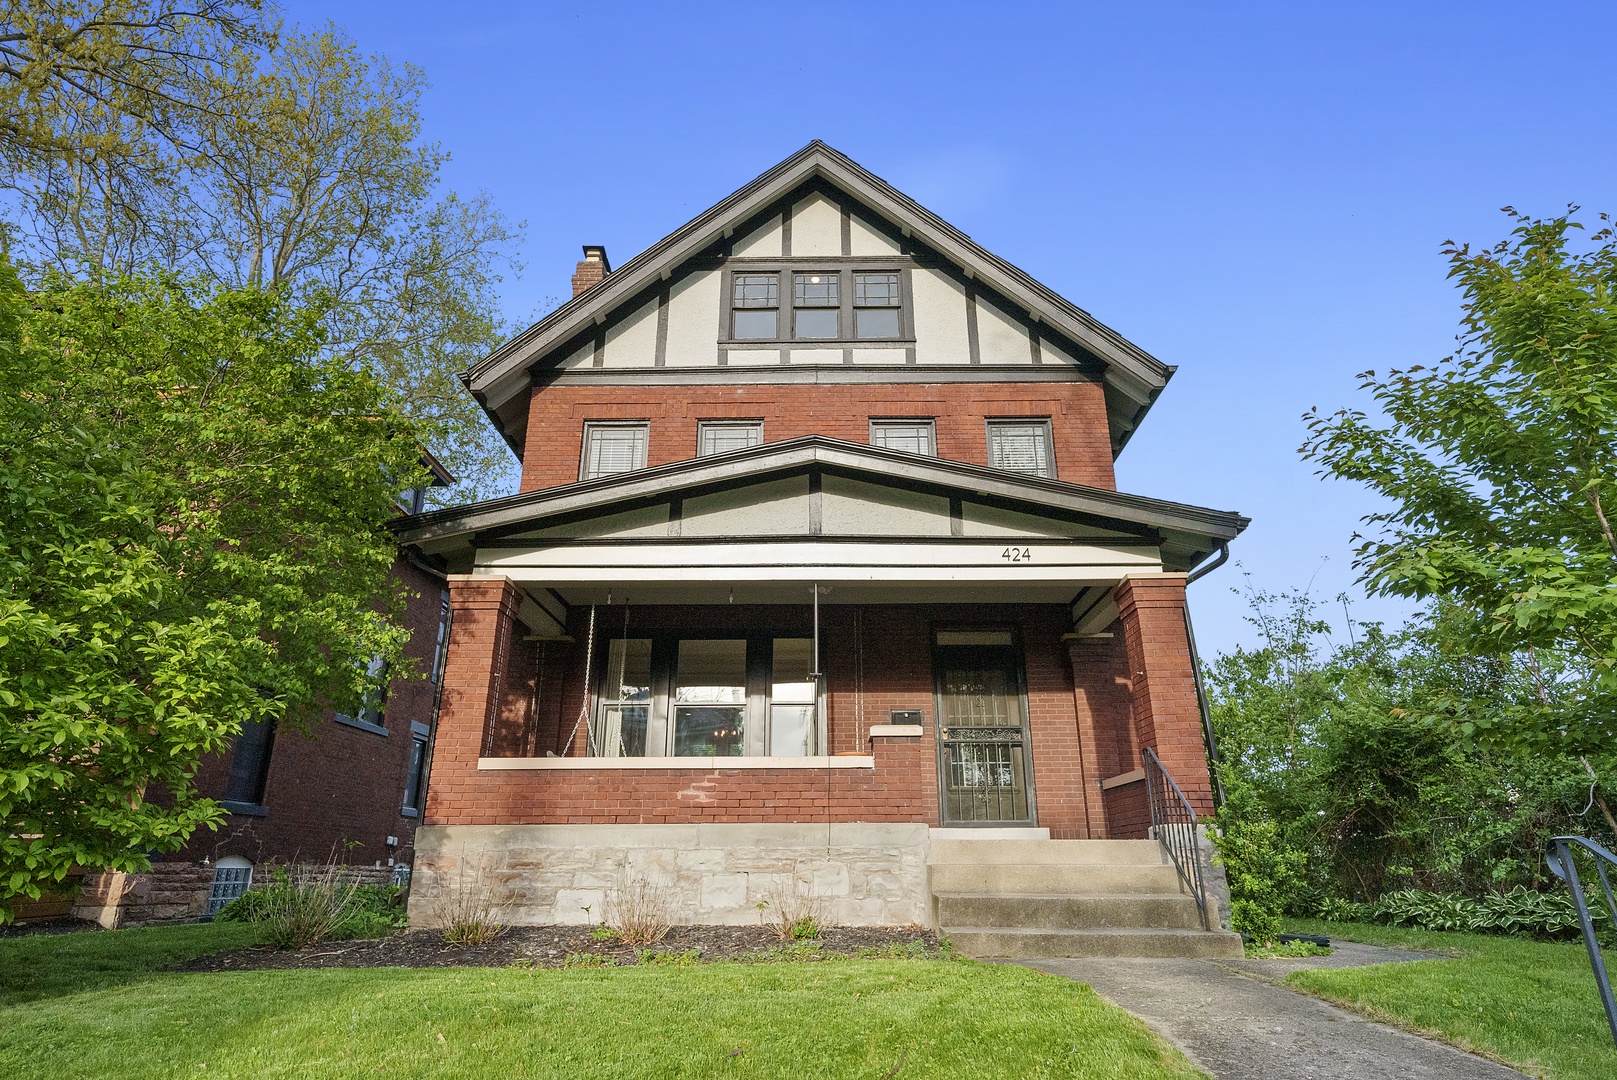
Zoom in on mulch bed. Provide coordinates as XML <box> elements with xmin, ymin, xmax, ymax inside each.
<box><xmin>177</xmin><ymin>924</ymin><xmax>943</xmax><ymax>973</ymax></box>
<box><xmin>0</xmin><ymin>917</ymin><xmax>104</xmax><ymax>939</ymax></box>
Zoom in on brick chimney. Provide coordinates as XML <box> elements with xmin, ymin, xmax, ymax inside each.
<box><xmin>571</xmin><ymin>245</ymin><xmax>611</xmax><ymax>298</ymax></box>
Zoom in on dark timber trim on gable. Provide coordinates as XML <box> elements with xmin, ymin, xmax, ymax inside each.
<box><xmin>463</xmin><ymin>143</ymin><xmax>1174</xmax><ymax>456</ymax></box>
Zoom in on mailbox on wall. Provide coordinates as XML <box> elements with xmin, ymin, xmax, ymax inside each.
<box><xmin>890</xmin><ymin>710</ymin><xmax>923</xmax><ymax>725</ymax></box>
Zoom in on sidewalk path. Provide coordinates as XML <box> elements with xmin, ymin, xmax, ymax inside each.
<box><xmin>1016</xmin><ymin>944</ymin><xmax>1529</xmax><ymax>1079</ymax></box>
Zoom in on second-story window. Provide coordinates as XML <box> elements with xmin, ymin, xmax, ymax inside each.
<box><xmin>698</xmin><ymin>420</ymin><xmax>764</xmax><ymax>456</ymax></box>
<box><xmin>793</xmin><ymin>272</ymin><xmax>839</xmax><ymax>338</ymax></box>
<box><xmin>986</xmin><ymin>419</ymin><xmax>1056</xmax><ymax>479</ymax></box>
<box><xmin>870</xmin><ymin>419</ymin><xmax>936</xmax><ymax>455</ymax></box>
<box><xmin>731</xmin><ymin>274</ymin><xmax>778</xmax><ymax>339</ymax></box>
<box><xmin>581</xmin><ymin>421</ymin><xmax>649</xmax><ymax>480</ymax></box>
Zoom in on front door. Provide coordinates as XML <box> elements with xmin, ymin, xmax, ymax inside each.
<box><xmin>934</xmin><ymin>632</ymin><xmax>1035</xmax><ymax>825</ymax></box>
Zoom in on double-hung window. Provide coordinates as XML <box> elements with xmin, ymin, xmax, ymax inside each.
<box><xmin>854</xmin><ymin>273</ymin><xmax>902</xmax><ymax>338</ymax></box>
<box><xmin>697</xmin><ymin>420</ymin><xmax>764</xmax><ymax>456</ymax></box>
<box><xmin>731</xmin><ymin>274</ymin><xmax>779</xmax><ymax>339</ymax></box>
<box><xmin>870</xmin><ymin>419</ymin><xmax>936</xmax><ymax>455</ymax></box>
<box><xmin>581</xmin><ymin>421</ymin><xmax>649</xmax><ymax>480</ymax></box>
<box><xmin>594</xmin><ymin>634</ymin><xmax>819</xmax><ymax>758</ymax></box>
<box><xmin>222</xmin><ymin>717</ymin><xmax>276</xmax><ymax>812</ymax></box>
<box><xmin>725</xmin><ymin>269</ymin><xmax>907</xmax><ymax>342</ymax></box>
<box><xmin>793</xmin><ymin>272</ymin><xmax>840</xmax><ymax>338</ymax></box>
<box><xmin>986</xmin><ymin>419</ymin><xmax>1056</xmax><ymax>478</ymax></box>
<box><xmin>401</xmin><ymin>721</ymin><xmax>431</xmax><ymax>816</ymax></box>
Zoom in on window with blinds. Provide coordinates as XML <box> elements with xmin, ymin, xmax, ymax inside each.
<box><xmin>697</xmin><ymin>420</ymin><xmax>764</xmax><ymax>457</ymax></box>
<box><xmin>581</xmin><ymin>422</ymin><xmax>649</xmax><ymax>479</ymax></box>
<box><xmin>869</xmin><ymin>419</ymin><xmax>936</xmax><ymax>456</ymax></box>
<box><xmin>986</xmin><ymin>419</ymin><xmax>1055</xmax><ymax>478</ymax></box>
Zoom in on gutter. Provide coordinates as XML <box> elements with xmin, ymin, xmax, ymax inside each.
<box><xmin>1184</xmin><ymin>543</ymin><xmax>1230</xmax><ymax>808</ymax></box>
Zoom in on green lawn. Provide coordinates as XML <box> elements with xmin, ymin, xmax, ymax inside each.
<box><xmin>1286</xmin><ymin>919</ymin><xmax>1617</xmax><ymax>1080</ymax></box>
<box><xmin>0</xmin><ymin>924</ymin><xmax>1204</xmax><ymax>1079</ymax></box>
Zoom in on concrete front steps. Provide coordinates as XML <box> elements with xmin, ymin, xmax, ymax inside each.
<box><xmin>931</xmin><ymin>837</ymin><xmax>1242</xmax><ymax>959</ymax></box>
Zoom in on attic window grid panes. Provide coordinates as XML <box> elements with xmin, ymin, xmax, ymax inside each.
<box><xmin>854</xmin><ymin>273</ymin><xmax>902</xmax><ymax>339</ymax></box>
<box><xmin>582</xmin><ymin>422</ymin><xmax>650</xmax><ymax>480</ymax></box>
<box><xmin>793</xmin><ymin>273</ymin><xmax>840</xmax><ymax>339</ymax></box>
<box><xmin>986</xmin><ymin>419</ymin><xmax>1056</xmax><ymax>479</ymax></box>
<box><xmin>731</xmin><ymin>274</ymin><xmax>779</xmax><ymax>339</ymax></box>
<box><xmin>722</xmin><ymin>267</ymin><xmax>908</xmax><ymax>345</ymax></box>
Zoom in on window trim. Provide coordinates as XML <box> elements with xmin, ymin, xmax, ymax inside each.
<box><xmin>579</xmin><ymin>420</ymin><xmax>651</xmax><ymax>481</ymax></box>
<box><xmin>696</xmin><ymin>419</ymin><xmax>765</xmax><ymax>457</ymax></box>
<box><xmin>985</xmin><ymin>417</ymin><xmax>1057</xmax><ymax>479</ymax></box>
<box><xmin>401</xmin><ymin>720</ymin><xmax>430</xmax><ymax>817</ymax></box>
<box><xmin>720</xmin><ymin>262</ymin><xmax>914</xmax><ymax>346</ymax></box>
<box><xmin>590</xmin><ymin>631</ymin><xmax>824</xmax><ymax>759</ymax></box>
<box><xmin>869</xmin><ymin>417</ymin><xmax>937</xmax><ymax>456</ymax></box>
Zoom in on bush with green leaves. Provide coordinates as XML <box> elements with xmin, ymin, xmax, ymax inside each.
<box><xmin>1315</xmin><ymin>885</ymin><xmax>1600</xmax><ymax>939</ymax></box>
<box><xmin>1211</xmin><ymin>785</ymin><xmax>1307</xmax><ymax>944</ymax></box>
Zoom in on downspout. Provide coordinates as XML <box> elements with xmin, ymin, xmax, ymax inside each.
<box><xmin>1184</xmin><ymin>544</ymin><xmax>1229</xmax><ymax>808</ymax></box>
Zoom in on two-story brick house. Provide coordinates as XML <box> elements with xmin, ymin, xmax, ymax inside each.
<box><xmin>396</xmin><ymin>143</ymin><xmax>1248</xmax><ymax>957</ymax></box>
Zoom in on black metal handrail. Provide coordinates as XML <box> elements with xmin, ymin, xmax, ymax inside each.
<box><xmin>1547</xmin><ymin>835</ymin><xmax>1617</xmax><ymax>1048</ymax></box>
<box><xmin>1143</xmin><ymin>747</ymin><xmax>1211</xmax><ymax>929</ymax></box>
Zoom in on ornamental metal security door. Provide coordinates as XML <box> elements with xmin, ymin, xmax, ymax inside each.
<box><xmin>934</xmin><ymin>640</ymin><xmax>1035</xmax><ymax>826</ymax></box>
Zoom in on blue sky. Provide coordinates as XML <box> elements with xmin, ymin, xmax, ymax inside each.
<box><xmin>282</xmin><ymin>0</ymin><xmax>1617</xmax><ymax>657</ymax></box>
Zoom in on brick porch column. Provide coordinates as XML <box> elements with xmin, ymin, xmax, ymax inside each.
<box><xmin>1113</xmin><ymin>574</ymin><xmax>1214</xmax><ymax>816</ymax></box>
<box><xmin>1063</xmin><ymin>637</ymin><xmax>1113</xmax><ymax>838</ymax></box>
<box><xmin>424</xmin><ymin>575</ymin><xmax>523</xmax><ymax>824</ymax></box>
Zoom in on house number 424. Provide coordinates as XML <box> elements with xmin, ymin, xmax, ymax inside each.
<box><xmin>1001</xmin><ymin>547</ymin><xmax>1032</xmax><ymax>562</ymax></box>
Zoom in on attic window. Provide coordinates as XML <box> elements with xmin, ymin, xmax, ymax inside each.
<box><xmin>731</xmin><ymin>275</ymin><xmax>778</xmax><ymax>339</ymax></box>
<box><xmin>722</xmin><ymin>267</ymin><xmax>910</xmax><ymax>345</ymax></box>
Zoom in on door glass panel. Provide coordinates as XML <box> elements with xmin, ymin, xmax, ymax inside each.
<box><xmin>598</xmin><ymin>638</ymin><xmax>652</xmax><ymax>757</ymax></box>
<box><xmin>674</xmin><ymin>639</ymin><xmax>747</xmax><ymax>756</ymax></box>
<box><xmin>938</xmin><ymin>649</ymin><xmax>1032</xmax><ymax>823</ymax></box>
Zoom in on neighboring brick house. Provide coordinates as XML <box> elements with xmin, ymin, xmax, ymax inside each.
<box><xmin>74</xmin><ymin>466</ymin><xmax>456</xmax><ymax>928</ymax></box>
<box><xmin>396</xmin><ymin>143</ymin><xmax>1249</xmax><ymax>956</ymax></box>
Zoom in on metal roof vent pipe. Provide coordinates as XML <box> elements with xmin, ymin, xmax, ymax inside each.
<box><xmin>571</xmin><ymin>245</ymin><xmax>611</xmax><ymax>297</ymax></box>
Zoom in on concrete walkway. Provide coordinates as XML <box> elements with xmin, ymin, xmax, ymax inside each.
<box><xmin>1017</xmin><ymin>943</ymin><xmax>1529</xmax><ymax>1079</ymax></box>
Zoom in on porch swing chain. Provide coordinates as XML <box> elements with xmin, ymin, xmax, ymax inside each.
<box><xmin>559</xmin><ymin>604</ymin><xmax>598</xmax><ymax>758</ymax></box>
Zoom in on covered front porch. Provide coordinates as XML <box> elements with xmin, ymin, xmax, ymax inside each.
<box><xmin>395</xmin><ymin>437</ymin><xmax>1245</xmax><ymax>928</ymax></box>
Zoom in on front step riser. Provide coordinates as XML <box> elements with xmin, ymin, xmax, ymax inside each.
<box><xmin>929</xmin><ymin>864</ymin><xmax>1184</xmax><ymax>895</ymax></box>
<box><xmin>929</xmin><ymin>839</ymin><xmax>1167</xmax><ymax>866</ymax></box>
<box><xmin>936</xmin><ymin>895</ymin><xmax>1205</xmax><ymax>930</ymax></box>
<box><xmin>945</xmin><ymin>930</ymin><xmax>1244</xmax><ymax>960</ymax></box>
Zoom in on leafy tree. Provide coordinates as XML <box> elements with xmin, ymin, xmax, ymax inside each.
<box><xmin>0</xmin><ymin>259</ymin><xmax>423</xmax><ymax>920</ymax></box>
<box><xmin>1207</xmin><ymin>585</ymin><xmax>1608</xmax><ymax>904</ymax></box>
<box><xmin>1302</xmin><ymin>209</ymin><xmax>1617</xmax><ymax>760</ymax></box>
<box><xmin>2</xmin><ymin>4</ymin><xmax>521</xmax><ymax>497</ymax></box>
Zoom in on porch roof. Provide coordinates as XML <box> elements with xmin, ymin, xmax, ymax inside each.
<box><xmin>394</xmin><ymin>436</ymin><xmax>1247</xmax><ymax>577</ymax></box>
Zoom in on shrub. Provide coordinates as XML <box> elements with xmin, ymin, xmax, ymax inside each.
<box><xmin>1315</xmin><ymin>885</ymin><xmax>1600</xmax><ymax>939</ymax></box>
<box><xmin>216</xmin><ymin>877</ymin><xmax>404</xmax><ymax>940</ymax></box>
<box><xmin>438</xmin><ymin>850</ymin><xmax>510</xmax><ymax>947</ymax></box>
<box><xmin>1212</xmin><ymin>788</ymin><xmax>1307</xmax><ymax>945</ymax></box>
<box><xmin>255</xmin><ymin>864</ymin><xmax>360</xmax><ymax>949</ymax></box>
<box><xmin>605</xmin><ymin>879</ymin><xmax>672</xmax><ymax>947</ymax></box>
<box><xmin>761</xmin><ymin>886</ymin><xmax>827</xmax><ymax>942</ymax></box>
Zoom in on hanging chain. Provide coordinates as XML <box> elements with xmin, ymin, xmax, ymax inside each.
<box><xmin>559</xmin><ymin>604</ymin><xmax>598</xmax><ymax>757</ymax></box>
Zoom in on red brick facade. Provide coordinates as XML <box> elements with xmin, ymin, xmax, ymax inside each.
<box><xmin>175</xmin><ymin>555</ymin><xmax>447</xmax><ymax>871</ymax></box>
<box><xmin>423</xmin><ymin>576</ymin><xmax>1209</xmax><ymax>841</ymax></box>
<box><xmin>520</xmin><ymin>380</ymin><xmax>1117</xmax><ymax>492</ymax></box>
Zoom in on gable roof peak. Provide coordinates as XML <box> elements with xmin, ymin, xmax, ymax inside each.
<box><xmin>465</xmin><ymin>143</ymin><xmax>1174</xmax><ymax>456</ymax></box>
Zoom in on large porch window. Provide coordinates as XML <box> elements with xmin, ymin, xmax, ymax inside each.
<box><xmin>595</xmin><ymin>634</ymin><xmax>818</xmax><ymax>758</ymax></box>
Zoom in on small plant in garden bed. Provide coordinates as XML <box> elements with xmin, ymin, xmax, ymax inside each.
<box><xmin>563</xmin><ymin>952</ymin><xmax>617</xmax><ymax>968</ymax></box>
<box><xmin>439</xmin><ymin>849</ymin><xmax>509</xmax><ymax>946</ymax></box>
<box><xmin>588</xmin><ymin>925</ymin><xmax>620</xmax><ymax>942</ymax></box>
<box><xmin>636</xmin><ymin>948</ymin><xmax>702</xmax><ymax>966</ymax></box>
<box><xmin>1244</xmin><ymin>938</ymin><xmax>1332</xmax><ymax>958</ymax></box>
<box><xmin>606</xmin><ymin>879</ymin><xmax>672</xmax><ymax>946</ymax></box>
<box><xmin>215</xmin><ymin>864</ymin><xmax>396</xmax><ymax>949</ymax></box>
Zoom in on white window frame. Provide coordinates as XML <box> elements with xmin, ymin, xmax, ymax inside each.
<box><xmin>869</xmin><ymin>418</ymin><xmax>936</xmax><ymax>456</ymax></box>
<box><xmin>697</xmin><ymin>419</ymin><xmax>764</xmax><ymax>457</ymax></box>
<box><xmin>580</xmin><ymin>421</ymin><xmax>650</xmax><ymax>480</ymax></box>
<box><xmin>985</xmin><ymin>418</ymin><xmax>1056</xmax><ymax>479</ymax></box>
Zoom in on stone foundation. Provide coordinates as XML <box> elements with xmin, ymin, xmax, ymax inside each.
<box><xmin>72</xmin><ymin>861</ymin><xmax>403</xmax><ymax>928</ymax></box>
<box><xmin>409</xmin><ymin>822</ymin><xmax>931</xmax><ymax>928</ymax></box>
